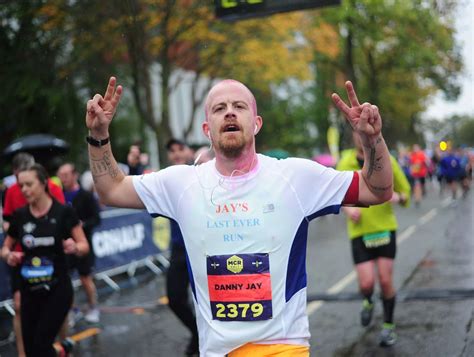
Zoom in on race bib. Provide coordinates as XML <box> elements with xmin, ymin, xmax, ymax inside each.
<box><xmin>21</xmin><ymin>256</ymin><xmax>54</xmax><ymax>285</ymax></box>
<box><xmin>362</xmin><ymin>231</ymin><xmax>390</xmax><ymax>248</ymax></box>
<box><xmin>207</xmin><ymin>253</ymin><xmax>272</xmax><ymax>321</ymax></box>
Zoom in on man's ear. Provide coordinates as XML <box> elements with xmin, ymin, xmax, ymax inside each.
<box><xmin>255</xmin><ymin>115</ymin><xmax>263</xmax><ymax>135</ymax></box>
<box><xmin>202</xmin><ymin>121</ymin><xmax>211</xmax><ymax>140</ymax></box>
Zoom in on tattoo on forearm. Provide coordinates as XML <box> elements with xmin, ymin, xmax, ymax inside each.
<box><xmin>367</xmin><ymin>148</ymin><xmax>375</xmax><ymax>178</ymax></box>
<box><xmin>91</xmin><ymin>151</ymin><xmax>119</xmax><ymax>181</ymax></box>
<box><xmin>369</xmin><ymin>183</ymin><xmax>392</xmax><ymax>192</ymax></box>
<box><xmin>363</xmin><ymin>136</ymin><xmax>382</xmax><ymax>149</ymax></box>
<box><xmin>366</xmin><ymin>136</ymin><xmax>384</xmax><ymax>179</ymax></box>
<box><xmin>367</xmin><ymin>151</ymin><xmax>383</xmax><ymax>179</ymax></box>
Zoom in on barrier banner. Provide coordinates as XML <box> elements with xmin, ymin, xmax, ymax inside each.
<box><xmin>92</xmin><ymin>209</ymin><xmax>159</xmax><ymax>272</ymax></box>
<box><xmin>0</xmin><ymin>209</ymin><xmax>161</xmax><ymax>302</ymax></box>
<box><xmin>0</xmin><ymin>233</ymin><xmax>12</xmax><ymax>301</ymax></box>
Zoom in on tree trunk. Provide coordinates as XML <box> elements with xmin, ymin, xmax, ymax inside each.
<box><xmin>157</xmin><ymin>57</ymin><xmax>173</xmax><ymax>167</ymax></box>
<box><xmin>345</xmin><ymin>0</ymin><xmax>358</xmax><ymax>87</ymax></box>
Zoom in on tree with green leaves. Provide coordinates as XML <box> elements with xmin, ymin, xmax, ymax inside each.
<box><xmin>0</xmin><ymin>1</ymin><xmax>84</xmax><ymax>173</ymax></box>
<box><xmin>70</xmin><ymin>0</ymin><xmax>314</xmax><ymax>166</ymax></box>
<box><xmin>305</xmin><ymin>0</ymin><xmax>463</xmax><ymax>149</ymax></box>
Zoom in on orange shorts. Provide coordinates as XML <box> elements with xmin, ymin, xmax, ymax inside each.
<box><xmin>228</xmin><ymin>343</ymin><xmax>309</xmax><ymax>356</ymax></box>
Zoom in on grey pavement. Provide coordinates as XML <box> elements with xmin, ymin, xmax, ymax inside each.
<box><xmin>308</xmin><ymin>185</ymin><xmax>474</xmax><ymax>356</ymax></box>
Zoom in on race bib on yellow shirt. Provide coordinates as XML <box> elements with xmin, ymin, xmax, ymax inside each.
<box><xmin>207</xmin><ymin>253</ymin><xmax>272</xmax><ymax>321</ymax></box>
<box><xmin>362</xmin><ymin>231</ymin><xmax>390</xmax><ymax>248</ymax></box>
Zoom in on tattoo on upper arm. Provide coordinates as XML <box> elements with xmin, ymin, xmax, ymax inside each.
<box><xmin>369</xmin><ymin>183</ymin><xmax>392</xmax><ymax>191</ymax></box>
<box><xmin>91</xmin><ymin>151</ymin><xmax>119</xmax><ymax>181</ymax></box>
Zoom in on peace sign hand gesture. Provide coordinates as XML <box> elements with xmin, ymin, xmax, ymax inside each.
<box><xmin>331</xmin><ymin>81</ymin><xmax>382</xmax><ymax>147</ymax></box>
<box><xmin>86</xmin><ymin>76</ymin><xmax>123</xmax><ymax>139</ymax></box>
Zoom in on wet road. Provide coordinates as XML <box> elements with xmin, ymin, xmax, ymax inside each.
<box><xmin>1</xmin><ymin>184</ymin><xmax>473</xmax><ymax>356</ymax></box>
<box><xmin>307</xmin><ymin>187</ymin><xmax>474</xmax><ymax>356</ymax></box>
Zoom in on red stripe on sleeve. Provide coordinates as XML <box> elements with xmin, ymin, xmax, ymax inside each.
<box><xmin>343</xmin><ymin>171</ymin><xmax>359</xmax><ymax>205</ymax></box>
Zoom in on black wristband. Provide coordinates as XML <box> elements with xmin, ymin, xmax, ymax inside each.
<box><xmin>86</xmin><ymin>136</ymin><xmax>109</xmax><ymax>147</ymax></box>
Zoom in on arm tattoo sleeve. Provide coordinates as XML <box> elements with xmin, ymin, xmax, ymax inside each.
<box><xmin>91</xmin><ymin>151</ymin><xmax>119</xmax><ymax>181</ymax></box>
<box><xmin>368</xmin><ymin>183</ymin><xmax>392</xmax><ymax>192</ymax></box>
<box><xmin>366</xmin><ymin>137</ymin><xmax>384</xmax><ymax>179</ymax></box>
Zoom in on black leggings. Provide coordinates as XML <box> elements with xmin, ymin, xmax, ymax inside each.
<box><xmin>21</xmin><ymin>278</ymin><xmax>73</xmax><ymax>357</ymax></box>
<box><xmin>166</xmin><ymin>244</ymin><xmax>198</xmax><ymax>339</ymax></box>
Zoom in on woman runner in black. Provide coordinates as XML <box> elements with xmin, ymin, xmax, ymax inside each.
<box><xmin>1</xmin><ymin>164</ymin><xmax>89</xmax><ymax>357</ymax></box>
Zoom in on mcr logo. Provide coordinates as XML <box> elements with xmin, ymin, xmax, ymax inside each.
<box><xmin>226</xmin><ymin>255</ymin><xmax>243</xmax><ymax>274</ymax></box>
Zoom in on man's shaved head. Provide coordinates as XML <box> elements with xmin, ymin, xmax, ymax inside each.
<box><xmin>204</xmin><ymin>79</ymin><xmax>257</xmax><ymax>120</ymax></box>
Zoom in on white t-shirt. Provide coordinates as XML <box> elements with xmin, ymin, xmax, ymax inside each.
<box><xmin>133</xmin><ymin>154</ymin><xmax>353</xmax><ymax>356</ymax></box>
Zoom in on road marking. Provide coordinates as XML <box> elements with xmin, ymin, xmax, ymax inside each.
<box><xmin>307</xmin><ymin>271</ymin><xmax>358</xmax><ymax>316</ymax></box>
<box><xmin>307</xmin><ymin>270</ymin><xmax>358</xmax><ymax>314</ymax></box>
<box><xmin>441</xmin><ymin>198</ymin><xmax>452</xmax><ymax>207</ymax></box>
<box><xmin>133</xmin><ymin>308</ymin><xmax>146</xmax><ymax>315</ymax></box>
<box><xmin>327</xmin><ymin>271</ymin><xmax>357</xmax><ymax>294</ymax></box>
<box><xmin>69</xmin><ymin>327</ymin><xmax>101</xmax><ymax>342</ymax></box>
<box><xmin>158</xmin><ymin>296</ymin><xmax>169</xmax><ymax>305</ymax></box>
<box><xmin>306</xmin><ymin>301</ymin><xmax>324</xmax><ymax>316</ymax></box>
<box><xmin>398</xmin><ymin>224</ymin><xmax>417</xmax><ymax>245</ymax></box>
<box><xmin>308</xmin><ymin>205</ymin><xmax>441</xmax><ymax>316</ymax></box>
<box><xmin>419</xmin><ymin>208</ymin><xmax>437</xmax><ymax>225</ymax></box>
<box><xmin>53</xmin><ymin>328</ymin><xmax>101</xmax><ymax>350</ymax></box>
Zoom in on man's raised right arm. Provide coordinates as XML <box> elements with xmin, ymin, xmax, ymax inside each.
<box><xmin>86</xmin><ymin>77</ymin><xmax>144</xmax><ymax>209</ymax></box>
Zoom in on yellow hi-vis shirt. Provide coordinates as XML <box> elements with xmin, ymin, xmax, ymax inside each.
<box><xmin>336</xmin><ymin>149</ymin><xmax>411</xmax><ymax>239</ymax></box>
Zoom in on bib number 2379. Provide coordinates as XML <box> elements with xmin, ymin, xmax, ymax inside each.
<box><xmin>207</xmin><ymin>253</ymin><xmax>272</xmax><ymax>321</ymax></box>
<box><xmin>215</xmin><ymin>302</ymin><xmax>265</xmax><ymax>319</ymax></box>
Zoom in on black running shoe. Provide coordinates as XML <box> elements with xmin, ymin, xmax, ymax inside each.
<box><xmin>360</xmin><ymin>299</ymin><xmax>374</xmax><ymax>327</ymax></box>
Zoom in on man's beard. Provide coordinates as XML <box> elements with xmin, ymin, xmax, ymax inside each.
<box><xmin>218</xmin><ymin>136</ymin><xmax>246</xmax><ymax>158</ymax></box>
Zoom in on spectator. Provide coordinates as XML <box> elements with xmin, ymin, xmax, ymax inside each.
<box><xmin>127</xmin><ymin>144</ymin><xmax>145</xmax><ymax>175</ymax></box>
<box><xmin>166</xmin><ymin>139</ymin><xmax>194</xmax><ymax>165</ymax></box>
<box><xmin>57</xmin><ymin>163</ymin><xmax>102</xmax><ymax>324</ymax></box>
<box><xmin>164</xmin><ymin>138</ymin><xmax>199</xmax><ymax>355</ymax></box>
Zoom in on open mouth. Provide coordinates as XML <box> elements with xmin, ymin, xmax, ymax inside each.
<box><xmin>222</xmin><ymin>124</ymin><xmax>240</xmax><ymax>132</ymax></box>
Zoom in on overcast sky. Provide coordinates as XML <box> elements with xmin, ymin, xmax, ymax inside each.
<box><xmin>423</xmin><ymin>1</ymin><xmax>474</xmax><ymax>120</ymax></box>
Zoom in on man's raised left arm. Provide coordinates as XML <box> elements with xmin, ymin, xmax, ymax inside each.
<box><xmin>332</xmin><ymin>81</ymin><xmax>393</xmax><ymax>206</ymax></box>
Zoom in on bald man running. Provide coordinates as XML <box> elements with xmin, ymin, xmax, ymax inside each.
<box><xmin>85</xmin><ymin>77</ymin><xmax>393</xmax><ymax>356</ymax></box>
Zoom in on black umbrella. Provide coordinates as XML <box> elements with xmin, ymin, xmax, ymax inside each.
<box><xmin>2</xmin><ymin>134</ymin><xmax>69</xmax><ymax>158</ymax></box>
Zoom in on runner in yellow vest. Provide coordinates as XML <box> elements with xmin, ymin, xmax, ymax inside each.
<box><xmin>336</xmin><ymin>132</ymin><xmax>411</xmax><ymax>347</ymax></box>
